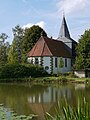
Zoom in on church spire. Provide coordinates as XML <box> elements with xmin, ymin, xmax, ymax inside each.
<box><xmin>58</xmin><ymin>15</ymin><xmax>70</xmax><ymax>39</ymax></box>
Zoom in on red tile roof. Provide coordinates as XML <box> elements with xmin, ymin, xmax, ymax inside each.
<box><xmin>27</xmin><ymin>36</ymin><xmax>72</xmax><ymax>58</ymax></box>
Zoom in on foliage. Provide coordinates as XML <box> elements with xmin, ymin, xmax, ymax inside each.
<box><xmin>0</xmin><ymin>105</ymin><xmax>36</xmax><ymax>120</ymax></box>
<box><xmin>47</xmin><ymin>98</ymin><xmax>90</xmax><ymax>120</ymax></box>
<box><xmin>63</xmin><ymin>72</ymin><xmax>77</xmax><ymax>78</ymax></box>
<box><xmin>59</xmin><ymin>57</ymin><xmax>64</xmax><ymax>74</ymax></box>
<box><xmin>0</xmin><ymin>33</ymin><xmax>8</xmax><ymax>43</ymax></box>
<box><xmin>0</xmin><ymin>33</ymin><xmax>10</xmax><ymax>64</ymax></box>
<box><xmin>75</xmin><ymin>29</ymin><xmax>90</xmax><ymax>69</ymax></box>
<box><xmin>58</xmin><ymin>76</ymin><xmax>67</xmax><ymax>83</ymax></box>
<box><xmin>0</xmin><ymin>63</ymin><xmax>48</xmax><ymax>79</ymax></box>
<box><xmin>8</xmin><ymin>25</ymin><xmax>47</xmax><ymax>63</ymax></box>
<box><xmin>22</xmin><ymin>25</ymin><xmax>47</xmax><ymax>62</ymax></box>
<box><xmin>8</xmin><ymin>39</ymin><xmax>22</xmax><ymax>64</ymax></box>
<box><xmin>59</xmin><ymin>57</ymin><xmax>64</xmax><ymax>68</ymax></box>
<box><xmin>8</xmin><ymin>25</ymin><xmax>24</xmax><ymax>63</ymax></box>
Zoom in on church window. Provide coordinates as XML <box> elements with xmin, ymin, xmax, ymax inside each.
<box><xmin>55</xmin><ymin>57</ymin><xmax>58</xmax><ymax>67</ymax></box>
<box><xmin>65</xmin><ymin>58</ymin><xmax>67</xmax><ymax>67</ymax></box>
<box><xmin>30</xmin><ymin>59</ymin><xmax>33</xmax><ymax>64</ymax></box>
<box><xmin>45</xmin><ymin>66</ymin><xmax>49</xmax><ymax>70</ymax></box>
<box><xmin>35</xmin><ymin>58</ymin><xmax>39</xmax><ymax>64</ymax></box>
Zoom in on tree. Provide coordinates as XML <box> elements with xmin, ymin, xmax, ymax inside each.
<box><xmin>0</xmin><ymin>33</ymin><xmax>8</xmax><ymax>43</ymax></box>
<box><xmin>8</xmin><ymin>25</ymin><xmax>24</xmax><ymax>63</ymax></box>
<box><xmin>75</xmin><ymin>29</ymin><xmax>90</xmax><ymax>69</ymax></box>
<box><xmin>0</xmin><ymin>33</ymin><xmax>9</xmax><ymax>64</ymax></box>
<box><xmin>59</xmin><ymin>57</ymin><xmax>64</xmax><ymax>74</ymax></box>
<box><xmin>22</xmin><ymin>25</ymin><xmax>47</xmax><ymax>62</ymax></box>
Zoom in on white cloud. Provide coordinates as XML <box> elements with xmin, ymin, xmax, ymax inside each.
<box><xmin>57</xmin><ymin>0</ymin><xmax>88</xmax><ymax>14</ymax></box>
<box><xmin>22</xmin><ymin>21</ymin><xmax>46</xmax><ymax>29</ymax></box>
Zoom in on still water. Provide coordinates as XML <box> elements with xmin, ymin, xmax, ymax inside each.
<box><xmin>0</xmin><ymin>83</ymin><xmax>90</xmax><ymax>120</ymax></box>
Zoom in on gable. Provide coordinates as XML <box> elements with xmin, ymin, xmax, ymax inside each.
<box><xmin>27</xmin><ymin>36</ymin><xmax>52</xmax><ymax>57</ymax></box>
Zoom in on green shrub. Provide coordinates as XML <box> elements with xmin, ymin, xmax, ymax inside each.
<box><xmin>58</xmin><ymin>76</ymin><xmax>67</xmax><ymax>83</ymax></box>
<box><xmin>63</xmin><ymin>72</ymin><xmax>77</xmax><ymax>78</ymax></box>
<box><xmin>0</xmin><ymin>63</ymin><xmax>48</xmax><ymax>79</ymax></box>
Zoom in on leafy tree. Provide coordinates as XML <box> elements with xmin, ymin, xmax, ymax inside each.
<box><xmin>22</xmin><ymin>25</ymin><xmax>47</xmax><ymax>62</ymax></box>
<box><xmin>0</xmin><ymin>33</ymin><xmax>8</xmax><ymax>43</ymax></box>
<box><xmin>8</xmin><ymin>25</ymin><xmax>24</xmax><ymax>63</ymax></box>
<box><xmin>0</xmin><ymin>33</ymin><xmax>9</xmax><ymax>64</ymax></box>
<box><xmin>75</xmin><ymin>29</ymin><xmax>90</xmax><ymax>69</ymax></box>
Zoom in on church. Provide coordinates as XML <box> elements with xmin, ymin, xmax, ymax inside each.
<box><xmin>27</xmin><ymin>16</ymin><xmax>77</xmax><ymax>74</ymax></box>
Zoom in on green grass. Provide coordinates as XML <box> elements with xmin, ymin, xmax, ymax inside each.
<box><xmin>0</xmin><ymin>74</ymin><xmax>90</xmax><ymax>84</ymax></box>
<box><xmin>46</xmin><ymin>98</ymin><xmax>90</xmax><ymax>120</ymax></box>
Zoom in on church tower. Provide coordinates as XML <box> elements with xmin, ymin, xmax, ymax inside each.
<box><xmin>57</xmin><ymin>15</ymin><xmax>77</xmax><ymax>59</ymax></box>
<box><xmin>58</xmin><ymin>15</ymin><xmax>70</xmax><ymax>39</ymax></box>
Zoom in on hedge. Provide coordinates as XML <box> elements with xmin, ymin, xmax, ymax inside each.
<box><xmin>0</xmin><ymin>63</ymin><xmax>48</xmax><ymax>79</ymax></box>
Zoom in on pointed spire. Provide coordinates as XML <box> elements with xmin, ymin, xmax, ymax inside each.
<box><xmin>58</xmin><ymin>15</ymin><xmax>70</xmax><ymax>39</ymax></box>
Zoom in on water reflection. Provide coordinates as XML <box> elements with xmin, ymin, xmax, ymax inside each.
<box><xmin>75</xmin><ymin>84</ymin><xmax>85</xmax><ymax>90</ymax></box>
<box><xmin>28</xmin><ymin>86</ymin><xmax>72</xmax><ymax>103</ymax></box>
<box><xmin>0</xmin><ymin>83</ymin><xmax>90</xmax><ymax>120</ymax></box>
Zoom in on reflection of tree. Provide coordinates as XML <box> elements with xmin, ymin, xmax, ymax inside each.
<box><xmin>0</xmin><ymin>84</ymin><xmax>48</xmax><ymax>115</ymax></box>
<box><xmin>29</xmin><ymin>85</ymin><xmax>48</xmax><ymax>95</ymax></box>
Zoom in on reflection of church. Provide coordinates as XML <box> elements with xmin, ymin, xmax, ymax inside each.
<box><xmin>28</xmin><ymin>86</ymin><xmax>72</xmax><ymax>103</ymax></box>
<box><xmin>27</xmin><ymin>86</ymin><xmax>72</xmax><ymax>120</ymax></box>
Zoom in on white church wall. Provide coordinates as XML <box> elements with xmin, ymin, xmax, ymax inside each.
<box><xmin>27</xmin><ymin>57</ymin><xmax>41</xmax><ymax>64</ymax></box>
<box><xmin>61</xmin><ymin>58</ymin><xmax>72</xmax><ymax>73</ymax></box>
<box><xmin>43</xmin><ymin>57</ymin><xmax>51</xmax><ymax>74</ymax></box>
<box><xmin>28</xmin><ymin>56</ymin><xmax>72</xmax><ymax>74</ymax></box>
<box><xmin>53</xmin><ymin>57</ymin><xmax>71</xmax><ymax>74</ymax></box>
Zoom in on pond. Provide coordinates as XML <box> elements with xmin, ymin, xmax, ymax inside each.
<box><xmin>0</xmin><ymin>83</ymin><xmax>90</xmax><ymax>120</ymax></box>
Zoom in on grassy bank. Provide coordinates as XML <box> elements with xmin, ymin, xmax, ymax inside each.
<box><xmin>0</xmin><ymin>76</ymin><xmax>90</xmax><ymax>84</ymax></box>
<box><xmin>0</xmin><ymin>63</ymin><xmax>89</xmax><ymax>84</ymax></box>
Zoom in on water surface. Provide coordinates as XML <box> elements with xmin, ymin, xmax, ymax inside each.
<box><xmin>0</xmin><ymin>83</ymin><xmax>90</xmax><ymax>120</ymax></box>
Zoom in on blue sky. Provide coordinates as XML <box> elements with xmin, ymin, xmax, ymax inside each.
<box><xmin>0</xmin><ymin>0</ymin><xmax>90</xmax><ymax>44</ymax></box>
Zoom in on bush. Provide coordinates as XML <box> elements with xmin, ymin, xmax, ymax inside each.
<box><xmin>58</xmin><ymin>76</ymin><xmax>67</xmax><ymax>83</ymax></box>
<box><xmin>63</xmin><ymin>72</ymin><xmax>77</xmax><ymax>78</ymax></box>
<box><xmin>0</xmin><ymin>63</ymin><xmax>48</xmax><ymax>79</ymax></box>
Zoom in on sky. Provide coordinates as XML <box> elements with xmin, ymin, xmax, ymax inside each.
<box><xmin>0</xmin><ymin>0</ymin><xmax>90</xmax><ymax>44</ymax></box>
